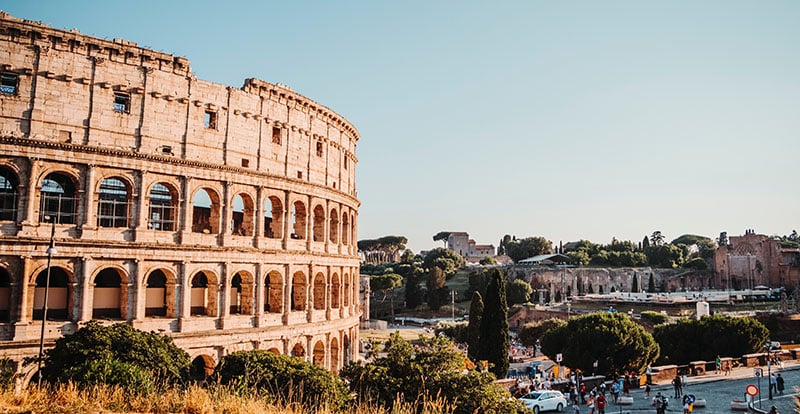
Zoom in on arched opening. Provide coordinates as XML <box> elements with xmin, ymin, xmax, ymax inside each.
<box><xmin>264</xmin><ymin>271</ymin><xmax>283</xmax><ymax>313</ymax></box>
<box><xmin>341</xmin><ymin>213</ymin><xmax>349</xmax><ymax>246</ymax></box>
<box><xmin>229</xmin><ymin>272</ymin><xmax>255</xmax><ymax>315</ymax></box>
<box><xmin>231</xmin><ymin>194</ymin><xmax>254</xmax><ymax>236</ymax></box>
<box><xmin>92</xmin><ymin>268</ymin><xmax>122</xmax><ymax>319</ymax></box>
<box><xmin>33</xmin><ymin>266</ymin><xmax>70</xmax><ymax>320</ymax></box>
<box><xmin>329</xmin><ymin>208</ymin><xmax>339</xmax><ymax>243</ymax></box>
<box><xmin>267</xmin><ymin>347</ymin><xmax>281</xmax><ymax>355</ymax></box>
<box><xmin>291</xmin><ymin>272</ymin><xmax>306</xmax><ymax>311</ymax></box>
<box><xmin>264</xmin><ymin>196</ymin><xmax>283</xmax><ymax>239</ymax></box>
<box><xmin>0</xmin><ymin>167</ymin><xmax>18</xmax><ymax>222</ymax></box>
<box><xmin>97</xmin><ymin>177</ymin><xmax>130</xmax><ymax>228</ymax></box>
<box><xmin>148</xmin><ymin>183</ymin><xmax>177</xmax><ymax>231</ymax></box>
<box><xmin>312</xmin><ymin>205</ymin><xmax>325</xmax><ymax>242</ymax></box>
<box><xmin>343</xmin><ymin>334</ymin><xmax>352</xmax><ymax>365</ymax></box>
<box><xmin>343</xmin><ymin>273</ymin><xmax>351</xmax><ymax>307</ymax></box>
<box><xmin>190</xmin><ymin>271</ymin><xmax>218</xmax><ymax>316</ymax></box>
<box><xmin>192</xmin><ymin>188</ymin><xmax>220</xmax><ymax>234</ymax></box>
<box><xmin>291</xmin><ymin>343</ymin><xmax>305</xmax><ymax>358</ymax></box>
<box><xmin>331</xmin><ymin>273</ymin><xmax>340</xmax><ymax>309</ymax></box>
<box><xmin>313</xmin><ymin>340</ymin><xmax>325</xmax><ymax>367</ymax></box>
<box><xmin>40</xmin><ymin>172</ymin><xmax>77</xmax><ymax>224</ymax></box>
<box><xmin>330</xmin><ymin>337</ymin><xmax>340</xmax><ymax>372</ymax></box>
<box><xmin>145</xmin><ymin>270</ymin><xmax>167</xmax><ymax>317</ymax></box>
<box><xmin>313</xmin><ymin>273</ymin><xmax>326</xmax><ymax>310</ymax></box>
<box><xmin>350</xmin><ymin>214</ymin><xmax>355</xmax><ymax>246</ymax></box>
<box><xmin>189</xmin><ymin>355</ymin><xmax>216</xmax><ymax>381</ymax></box>
<box><xmin>0</xmin><ymin>268</ymin><xmax>11</xmax><ymax>321</ymax></box>
<box><xmin>291</xmin><ymin>201</ymin><xmax>306</xmax><ymax>239</ymax></box>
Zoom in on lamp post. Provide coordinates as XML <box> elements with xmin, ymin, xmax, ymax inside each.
<box><xmin>36</xmin><ymin>216</ymin><xmax>57</xmax><ymax>387</ymax></box>
<box><xmin>766</xmin><ymin>342</ymin><xmax>773</xmax><ymax>400</ymax></box>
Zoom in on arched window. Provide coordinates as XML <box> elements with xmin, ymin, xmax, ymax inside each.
<box><xmin>331</xmin><ymin>273</ymin><xmax>340</xmax><ymax>309</ymax></box>
<box><xmin>98</xmin><ymin>177</ymin><xmax>130</xmax><ymax>228</ymax></box>
<box><xmin>313</xmin><ymin>273</ymin><xmax>326</xmax><ymax>310</ymax></box>
<box><xmin>230</xmin><ymin>274</ymin><xmax>242</xmax><ymax>314</ymax></box>
<box><xmin>40</xmin><ymin>173</ymin><xmax>77</xmax><ymax>224</ymax></box>
<box><xmin>265</xmin><ymin>271</ymin><xmax>283</xmax><ymax>313</ymax></box>
<box><xmin>192</xmin><ymin>189</ymin><xmax>220</xmax><ymax>234</ymax></box>
<box><xmin>330</xmin><ymin>337</ymin><xmax>340</xmax><ymax>372</ymax></box>
<box><xmin>145</xmin><ymin>270</ymin><xmax>167</xmax><ymax>317</ymax></box>
<box><xmin>264</xmin><ymin>196</ymin><xmax>283</xmax><ymax>239</ymax></box>
<box><xmin>148</xmin><ymin>183</ymin><xmax>177</xmax><ymax>231</ymax></box>
<box><xmin>341</xmin><ymin>213</ymin><xmax>349</xmax><ymax>246</ymax></box>
<box><xmin>0</xmin><ymin>268</ymin><xmax>11</xmax><ymax>321</ymax></box>
<box><xmin>190</xmin><ymin>272</ymin><xmax>209</xmax><ymax>316</ymax></box>
<box><xmin>33</xmin><ymin>267</ymin><xmax>70</xmax><ymax>320</ymax></box>
<box><xmin>0</xmin><ymin>168</ymin><xmax>18</xmax><ymax>221</ymax></box>
<box><xmin>329</xmin><ymin>208</ymin><xmax>339</xmax><ymax>243</ymax></box>
<box><xmin>313</xmin><ymin>340</ymin><xmax>325</xmax><ymax>367</ymax></box>
<box><xmin>312</xmin><ymin>205</ymin><xmax>325</xmax><ymax>242</ymax></box>
<box><xmin>291</xmin><ymin>343</ymin><xmax>305</xmax><ymax>358</ymax></box>
<box><xmin>343</xmin><ymin>274</ymin><xmax>351</xmax><ymax>307</ymax></box>
<box><xmin>92</xmin><ymin>268</ymin><xmax>122</xmax><ymax>319</ymax></box>
<box><xmin>291</xmin><ymin>201</ymin><xmax>306</xmax><ymax>239</ymax></box>
<box><xmin>291</xmin><ymin>272</ymin><xmax>306</xmax><ymax>311</ymax></box>
<box><xmin>231</xmin><ymin>194</ymin><xmax>255</xmax><ymax>236</ymax></box>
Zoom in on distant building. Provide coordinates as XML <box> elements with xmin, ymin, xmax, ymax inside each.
<box><xmin>445</xmin><ymin>232</ymin><xmax>496</xmax><ymax>263</ymax></box>
<box><xmin>714</xmin><ymin>230</ymin><xmax>800</xmax><ymax>290</ymax></box>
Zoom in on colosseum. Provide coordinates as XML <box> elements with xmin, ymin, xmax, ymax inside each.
<box><xmin>0</xmin><ymin>12</ymin><xmax>361</xmax><ymax>381</ymax></box>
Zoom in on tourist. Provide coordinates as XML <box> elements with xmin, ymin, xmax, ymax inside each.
<box><xmin>777</xmin><ymin>373</ymin><xmax>785</xmax><ymax>395</ymax></box>
<box><xmin>595</xmin><ymin>392</ymin><xmax>607</xmax><ymax>414</ymax></box>
<box><xmin>644</xmin><ymin>383</ymin><xmax>651</xmax><ymax>398</ymax></box>
<box><xmin>672</xmin><ymin>374</ymin><xmax>683</xmax><ymax>398</ymax></box>
<box><xmin>586</xmin><ymin>393</ymin><xmax>595</xmax><ymax>414</ymax></box>
<box><xmin>654</xmin><ymin>392</ymin><xmax>668</xmax><ymax>414</ymax></box>
<box><xmin>715</xmin><ymin>355</ymin><xmax>721</xmax><ymax>374</ymax></box>
<box><xmin>770</xmin><ymin>373</ymin><xmax>778</xmax><ymax>395</ymax></box>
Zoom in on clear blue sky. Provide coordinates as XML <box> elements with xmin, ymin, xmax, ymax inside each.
<box><xmin>4</xmin><ymin>1</ymin><xmax>798</xmax><ymax>253</ymax></box>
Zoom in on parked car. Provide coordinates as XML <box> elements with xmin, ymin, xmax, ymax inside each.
<box><xmin>519</xmin><ymin>390</ymin><xmax>568</xmax><ymax>413</ymax></box>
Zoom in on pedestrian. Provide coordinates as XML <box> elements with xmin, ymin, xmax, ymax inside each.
<box><xmin>777</xmin><ymin>373</ymin><xmax>785</xmax><ymax>395</ymax></box>
<box><xmin>645</xmin><ymin>383</ymin><xmax>651</xmax><ymax>398</ymax></box>
<box><xmin>572</xmin><ymin>401</ymin><xmax>581</xmax><ymax>413</ymax></box>
<box><xmin>715</xmin><ymin>355</ymin><xmax>721</xmax><ymax>374</ymax></box>
<box><xmin>595</xmin><ymin>392</ymin><xmax>606</xmax><ymax>414</ymax></box>
<box><xmin>587</xmin><ymin>393</ymin><xmax>595</xmax><ymax>414</ymax></box>
<box><xmin>725</xmin><ymin>360</ymin><xmax>732</xmax><ymax>376</ymax></box>
<box><xmin>770</xmin><ymin>373</ymin><xmax>777</xmax><ymax>395</ymax></box>
<box><xmin>769</xmin><ymin>405</ymin><xmax>779</xmax><ymax>414</ymax></box>
<box><xmin>672</xmin><ymin>374</ymin><xmax>683</xmax><ymax>398</ymax></box>
<box><xmin>654</xmin><ymin>392</ymin><xmax>668</xmax><ymax>414</ymax></box>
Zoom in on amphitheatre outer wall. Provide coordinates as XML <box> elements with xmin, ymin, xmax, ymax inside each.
<box><xmin>0</xmin><ymin>12</ymin><xmax>361</xmax><ymax>379</ymax></box>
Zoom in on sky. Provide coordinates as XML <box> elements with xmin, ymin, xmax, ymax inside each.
<box><xmin>3</xmin><ymin>1</ymin><xmax>798</xmax><ymax>253</ymax></box>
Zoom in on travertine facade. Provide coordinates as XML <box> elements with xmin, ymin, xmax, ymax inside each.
<box><xmin>715</xmin><ymin>231</ymin><xmax>800</xmax><ymax>290</ymax></box>
<box><xmin>0</xmin><ymin>12</ymin><xmax>360</xmax><ymax>380</ymax></box>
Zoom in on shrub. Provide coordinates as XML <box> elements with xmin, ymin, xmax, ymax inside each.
<box><xmin>434</xmin><ymin>321</ymin><xmax>468</xmax><ymax>343</ymax></box>
<box><xmin>214</xmin><ymin>350</ymin><xmax>352</xmax><ymax>412</ymax></box>
<box><xmin>39</xmin><ymin>321</ymin><xmax>190</xmax><ymax>390</ymax></box>
<box><xmin>640</xmin><ymin>310</ymin><xmax>669</xmax><ymax>325</ymax></box>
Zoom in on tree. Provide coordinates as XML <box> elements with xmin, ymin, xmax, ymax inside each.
<box><xmin>433</xmin><ymin>231</ymin><xmax>451</xmax><ymax>247</ymax></box>
<box><xmin>405</xmin><ymin>272</ymin><xmax>423</xmax><ymax>309</ymax></box>
<box><xmin>39</xmin><ymin>321</ymin><xmax>190</xmax><ymax>389</ymax></box>
<box><xmin>647</xmin><ymin>272</ymin><xmax>656</xmax><ymax>293</ymax></box>
<box><xmin>505</xmin><ymin>236</ymin><xmax>553</xmax><ymax>263</ymax></box>
<box><xmin>683</xmin><ymin>257</ymin><xmax>708</xmax><ymax>270</ymax></box>
<box><xmin>653</xmin><ymin>315</ymin><xmax>768</xmax><ymax>365</ymax></box>
<box><xmin>370</xmin><ymin>273</ymin><xmax>403</xmax><ymax>319</ymax></box>
<box><xmin>506</xmin><ymin>278</ymin><xmax>533</xmax><ymax>305</ymax></box>
<box><xmin>426</xmin><ymin>266</ymin><xmax>449</xmax><ymax>310</ymax></box>
<box><xmin>645</xmin><ymin>244</ymin><xmax>685</xmax><ymax>268</ymax></box>
<box><xmin>540</xmin><ymin>312</ymin><xmax>659</xmax><ymax>375</ymax></box>
<box><xmin>642</xmin><ymin>235</ymin><xmax>650</xmax><ymax>249</ymax></box>
<box><xmin>434</xmin><ymin>321</ymin><xmax>468</xmax><ymax>343</ymax></box>
<box><xmin>631</xmin><ymin>273</ymin><xmax>639</xmax><ymax>293</ymax></box>
<box><xmin>340</xmin><ymin>332</ymin><xmax>522</xmax><ymax>414</ymax></box>
<box><xmin>215</xmin><ymin>350</ymin><xmax>351</xmax><ymax>412</ymax></box>
<box><xmin>467</xmin><ymin>292</ymin><xmax>484</xmax><ymax>361</ymax></box>
<box><xmin>479</xmin><ymin>255</ymin><xmax>497</xmax><ymax>266</ymax></box>
<box><xmin>518</xmin><ymin>318</ymin><xmax>567</xmax><ymax>348</ymax></box>
<box><xmin>422</xmin><ymin>247</ymin><xmax>465</xmax><ymax>278</ymax></box>
<box><xmin>567</xmin><ymin>249</ymin><xmax>590</xmax><ymax>266</ymax></box>
<box><xmin>477</xmin><ymin>268</ymin><xmax>509</xmax><ymax>379</ymax></box>
<box><xmin>650</xmin><ymin>231</ymin><xmax>665</xmax><ymax>246</ymax></box>
<box><xmin>718</xmin><ymin>231</ymin><xmax>729</xmax><ymax>246</ymax></box>
<box><xmin>358</xmin><ymin>235</ymin><xmax>408</xmax><ymax>264</ymax></box>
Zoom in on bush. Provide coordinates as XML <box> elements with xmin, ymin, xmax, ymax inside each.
<box><xmin>683</xmin><ymin>257</ymin><xmax>708</xmax><ymax>270</ymax></box>
<box><xmin>214</xmin><ymin>350</ymin><xmax>351</xmax><ymax>412</ymax></box>
<box><xmin>653</xmin><ymin>314</ymin><xmax>768</xmax><ymax>364</ymax></box>
<box><xmin>434</xmin><ymin>321</ymin><xmax>468</xmax><ymax>343</ymax></box>
<box><xmin>39</xmin><ymin>321</ymin><xmax>190</xmax><ymax>390</ymax></box>
<box><xmin>640</xmin><ymin>310</ymin><xmax>669</xmax><ymax>325</ymax></box>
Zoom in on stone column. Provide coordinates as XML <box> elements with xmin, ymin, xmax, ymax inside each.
<box><xmin>132</xmin><ymin>259</ymin><xmax>145</xmax><ymax>321</ymax></box>
<box><xmin>282</xmin><ymin>191</ymin><xmax>291</xmax><ymax>249</ymax></box>
<box><xmin>325</xmin><ymin>266</ymin><xmax>332</xmax><ymax>320</ymax></box>
<box><xmin>81</xmin><ymin>164</ymin><xmax>96</xmax><ymax>232</ymax></box>
<box><xmin>254</xmin><ymin>187</ymin><xmax>264</xmax><ymax>247</ymax></box>
<box><xmin>306</xmin><ymin>264</ymin><xmax>313</xmax><ymax>322</ymax></box>
<box><xmin>305</xmin><ymin>194</ymin><xmax>312</xmax><ymax>251</ymax></box>
<box><xmin>220</xmin><ymin>182</ymin><xmax>231</xmax><ymax>240</ymax></box>
<box><xmin>21</xmin><ymin>158</ymin><xmax>41</xmax><ymax>226</ymax></box>
<box><xmin>78</xmin><ymin>256</ymin><xmax>94</xmax><ymax>322</ymax></box>
<box><xmin>135</xmin><ymin>171</ymin><xmax>149</xmax><ymax>232</ymax></box>
<box><xmin>254</xmin><ymin>262</ymin><xmax>264</xmax><ymax>325</ymax></box>
<box><xmin>177</xmin><ymin>261</ymin><xmax>190</xmax><ymax>330</ymax></box>
<box><xmin>179</xmin><ymin>177</ymin><xmax>192</xmax><ymax>242</ymax></box>
<box><xmin>219</xmin><ymin>262</ymin><xmax>230</xmax><ymax>324</ymax></box>
<box><xmin>15</xmin><ymin>256</ymin><xmax>31</xmax><ymax>324</ymax></box>
<box><xmin>282</xmin><ymin>264</ymin><xmax>291</xmax><ymax>325</ymax></box>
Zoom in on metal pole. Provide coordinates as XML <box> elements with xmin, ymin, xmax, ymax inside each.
<box><xmin>451</xmin><ymin>290</ymin><xmax>455</xmax><ymax>321</ymax></box>
<box><xmin>37</xmin><ymin>216</ymin><xmax>56</xmax><ymax>387</ymax></box>
<box><xmin>768</xmin><ymin>347</ymin><xmax>772</xmax><ymax>400</ymax></box>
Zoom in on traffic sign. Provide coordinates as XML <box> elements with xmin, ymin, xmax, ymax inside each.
<box><xmin>746</xmin><ymin>384</ymin><xmax>759</xmax><ymax>396</ymax></box>
<box><xmin>556</xmin><ymin>353</ymin><xmax>563</xmax><ymax>363</ymax></box>
<box><xmin>754</xmin><ymin>368</ymin><xmax>762</xmax><ymax>377</ymax></box>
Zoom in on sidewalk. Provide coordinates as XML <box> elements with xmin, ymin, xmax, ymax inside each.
<box><xmin>650</xmin><ymin>359</ymin><xmax>800</xmax><ymax>390</ymax></box>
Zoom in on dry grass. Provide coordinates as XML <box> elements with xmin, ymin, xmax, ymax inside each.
<box><xmin>0</xmin><ymin>383</ymin><xmax>455</xmax><ymax>414</ymax></box>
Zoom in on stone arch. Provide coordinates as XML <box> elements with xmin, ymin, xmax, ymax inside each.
<box><xmin>291</xmin><ymin>271</ymin><xmax>306</xmax><ymax>311</ymax></box>
<box><xmin>39</xmin><ymin>171</ymin><xmax>79</xmax><ymax>224</ymax></box>
<box><xmin>0</xmin><ymin>267</ymin><xmax>10</xmax><ymax>321</ymax></box>
<box><xmin>313</xmin><ymin>272</ymin><xmax>326</xmax><ymax>310</ymax></box>
<box><xmin>267</xmin><ymin>347</ymin><xmax>281</xmax><ymax>354</ymax></box>
<box><xmin>341</xmin><ymin>212</ymin><xmax>349</xmax><ymax>246</ymax></box>
<box><xmin>264</xmin><ymin>270</ymin><xmax>283</xmax><ymax>313</ymax></box>
<box><xmin>343</xmin><ymin>334</ymin><xmax>352</xmax><ymax>365</ymax></box>
<box><xmin>291</xmin><ymin>201</ymin><xmax>306</xmax><ymax>239</ymax></box>
<box><xmin>147</xmin><ymin>181</ymin><xmax>179</xmax><ymax>231</ymax></box>
<box><xmin>96</xmin><ymin>176</ymin><xmax>132</xmax><ymax>228</ymax></box>
<box><xmin>229</xmin><ymin>271</ymin><xmax>254</xmax><ymax>315</ymax></box>
<box><xmin>190</xmin><ymin>271</ymin><xmax>219</xmax><ymax>317</ymax></box>
<box><xmin>312</xmin><ymin>340</ymin><xmax>325</xmax><ymax>367</ymax></box>
<box><xmin>331</xmin><ymin>273</ymin><xmax>340</xmax><ymax>309</ymax></box>
<box><xmin>264</xmin><ymin>195</ymin><xmax>283</xmax><ymax>239</ymax></box>
<box><xmin>329</xmin><ymin>207</ymin><xmax>339</xmax><ymax>244</ymax></box>
<box><xmin>0</xmin><ymin>165</ymin><xmax>19</xmax><ymax>222</ymax></box>
<box><xmin>91</xmin><ymin>267</ymin><xmax>128</xmax><ymax>320</ymax></box>
<box><xmin>312</xmin><ymin>204</ymin><xmax>325</xmax><ymax>242</ymax></box>
<box><xmin>291</xmin><ymin>342</ymin><xmax>305</xmax><ymax>358</ymax></box>
<box><xmin>330</xmin><ymin>336</ymin><xmax>340</xmax><ymax>373</ymax></box>
<box><xmin>144</xmin><ymin>268</ymin><xmax>177</xmax><ymax>317</ymax></box>
<box><xmin>32</xmin><ymin>266</ymin><xmax>71</xmax><ymax>321</ymax></box>
<box><xmin>189</xmin><ymin>354</ymin><xmax>216</xmax><ymax>381</ymax></box>
<box><xmin>231</xmin><ymin>193</ymin><xmax>255</xmax><ymax>236</ymax></box>
<box><xmin>191</xmin><ymin>188</ymin><xmax>221</xmax><ymax>234</ymax></box>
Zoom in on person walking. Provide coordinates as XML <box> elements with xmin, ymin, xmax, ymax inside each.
<box><xmin>672</xmin><ymin>374</ymin><xmax>683</xmax><ymax>398</ymax></box>
<box><xmin>770</xmin><ymin>373</ymin><xmax>778</xmax><ymax>395</ymax></box>
<box><xmin>777</xmin><ymin>373</ymin><xmax>785</xmax><ymax>395</ymax></box>
<box><xmin>595</xmin><ymin>393</ymin><xmax>606</xmax><ymax>414</ymax></box>
<box><xmin>715</xmin><ymin>355</ymin><xmax>721</xmax><ymax>374</ymax></box>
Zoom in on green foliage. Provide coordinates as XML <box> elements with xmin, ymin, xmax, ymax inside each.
<box><xmin>650</xmin><ymin>231</ymin><xmax>665</xmax><ymax>246</ymax></box>
<box><xmin>215</xmin><ymin>350</ymin><xmax>351</xmax><ymax>411</ymax></box>
<box><xmin>465</xmin><ymin>269</ymin><xmax>489</xmax><ymax>299</ymax></box>
<box><xmin>433</xmin><ymin>231</ymin><xmax>452</xmax><ymax>247</ymax></box>
<box><xmin>467</xmin><ymin>292</ymin><xmax>484</xmax><ymax>361</ymax></box>
<box><xmin>479</xmin><ymin>256</ymin><xmax>497</xmax><ymax>265</ymax></box>
<box><xmin>631</xmin><ymin>273</ymin><xmax>639</xmax><ymax>293</ymax></box>
<box><xmin>540</xmin><ymin>312</ymin><xmax>659</xmax><ymax>375</ymax></box>
<box><xmin>682</xmin><ymin>257</ymin><xmax>708</xmax><ymax>270</ymax></box>
<box><xmin>341</xmin><ymin>333</ymin><xmax>521</xmax><ymax>414</ymax></box>
<box><xmin>505</xmin><ymin>236</ymin><xmax>553</xmax><ymax>263</ymax></box>
<box><xmin>645</xmin><ymin>244</ymin><xmax>685</xmax><ymax>268</ymax></box>
<box><xmin>423</xmin><ymin>248</ymin><xmax>465</xmax><ymax>277</ymax></box>
<box><xmin>370</xmin><ymin>273</ymin><xmax>403</xmax><ymax>302</ymax></box>
<box><xmin>477</xmin><ymin>268</ymin><xmax>509</xmax><ymax>379</ymax></box>
<box><xmin>653</xmin><ymin>315</ymin><xmax>769</xmax><ymax>365</ymax></box>
<box><xmin>435</xmin><ymin>321</ymin><xmax>468</xmax><ymax>343</ymax></box>
<box><xmin>647</xmin><ymin>273</ymin><xmax>656</xmax><ymax>293</ymax></box>
<box><xmin>426</xmin><ymin>266</ymin><xmax>449</xmax><ymax>310</ymax></box>
<box><xmin>405</xmin><ymin>272</ymin><xmax>423</xmax><ymax>309</ymax></box>
<box><xmin>358</xmin><ymin>235</ymin><xmax>408</xmax><ymax>263</ymax></box>
<box><xmin>518</xmin><ymin>318</ymin><xmax>567</xmax><ymax>348</ymax></box>
<box><xmin>640</xmin><ymin>310</ymin><xmax>669</xmax><ymax>325</ymax></box>
<box><xmin>506</xmin><ymin>279</ymin><xmax>532</xmax><ymax>306</ymax></box>
<box><xmin>566</xmin><ymin>250</ymin><xmax>590</xmax><ymax>266</ymax></box>
<box><xmin>40</xmin><ymin>321</ymin><xmax>190</xmax><ymax>389</ymax></box>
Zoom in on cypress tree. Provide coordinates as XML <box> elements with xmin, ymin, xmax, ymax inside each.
<box><xmin>631</xmin><ymin>273</ymin><xmax>639</xmax><ymax>293</ymax></box>
<box><xmin>426</xmin><ymin>266</ymin><xmax>447</xmax><ymax>310</ymax></box>
<box><xmin>478</xmin><ymin>268</ymin><xmax>509</xmax><ymax>379</ymax></box>
<box><xmin>467</xmin><ymin>291</ymin><xmax>484</xmax><ymax>361</ymax></box>
<box><xmin>405</xmin><ymin>273</ymin><xmax>423</xmax><ymax>309</ymax></box>
<box><xmin>647</xmin><ymin>272</ymin><xmax>656</xmax><ymax>293</ymax></box>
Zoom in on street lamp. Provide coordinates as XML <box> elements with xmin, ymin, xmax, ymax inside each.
<box><xmin>766</xmin><ymin>342</ymin><xmax>773</xmax><ymax>400</ymax></box>
<box><xmin>37</xmin><ymin>216</ymin><xmax>57</xmax><ymax>387</ymax></box>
